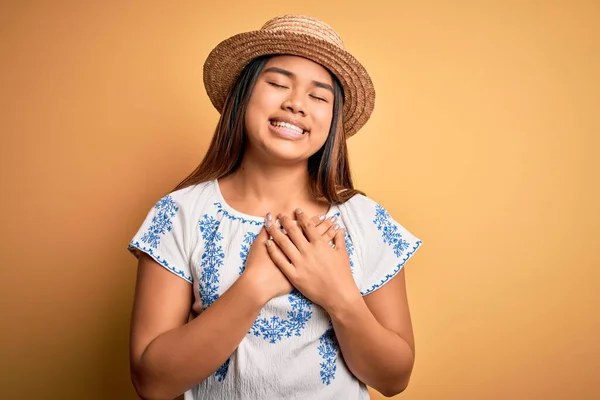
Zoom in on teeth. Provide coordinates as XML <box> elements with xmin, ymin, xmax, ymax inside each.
<box><xmin>271</xmin><ymin>120</ymin><xmax>305</xmax><ymax>134</ymax></box>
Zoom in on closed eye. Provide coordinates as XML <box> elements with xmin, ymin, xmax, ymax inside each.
<box><xmin>268</xmin><ymin>82</ymin><xmax>288</xmax><ymax>89</ymax></box>
<box><xmin>310</xmin><ymin>94</ymin><xmax>328</xmax><ymax>103</ymax></box>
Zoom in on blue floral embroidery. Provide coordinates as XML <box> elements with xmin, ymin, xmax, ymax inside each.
<box><xmin>285</xmin><ymin>292</ymin><xmax>313</xmax><ymax>333</ymax></box>
<box><xmin>344</xmin><ymin>233</ymin><xmax>355</xmax><ymax>274</ymax></box>
<box><xmin>128</xmin><ymin>242</ymin><xmax>192</xmax><ymax>282</ymax></box>
<box><xmin>250</xmin><ymin>290</ymin><xmax>313</xmax><ymax>343</ymax></box>
<box><xmin>362</xmin><ymin>204</ymin><xmax>422</xmax><ymax>295</ymax></box>
<box><xmin>215</xmin><ymin>359</ymin><xmax>230</xmax><ymax>383</ymax></box>
<box><xmin>214</xmin><ymin>202</ymin><xmax>263</xmax><ymax>226</ymax></box>
<box><xmin>318</xmin><ymin>328</ymin><xmax>338</xmax><ymax>385</ymax></box>
<box><xmin>198</xmin><ymin>215</ymin><xmax>225</xmax><ymax>309</ymax></box>
<box><xmin>373</xmin><ymin>205</ymin><xmax>410</xmax><ymax>257</ymax></box>
<box><xmin>140</xmin><ymin>195</ymin><xmax>179</xmax><ymax>249</ymax></box>
<box><xmin>236</xmin><ymin>232</ymin><xmax>314</xmax><ymax>343</ymax></box>
<box><xmin>238</xmin><ymin>231</ymin><xmax>258</xmax><ymax>274</ymax></box>
<box><xmin>129</xmin><ymin>195</ymin><xmax>192</xmax><ymax>282</ymax></box>
<box><xmin>197</xmin><ymin>214</ymin><xmax>230</xmax><ymax>382</ymax></box>
<box><xmin>250</xmin><ymin>316</ymin><xmax>287</xmax><ymax>343</ymax></box>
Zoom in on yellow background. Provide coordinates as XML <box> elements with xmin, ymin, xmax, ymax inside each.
<box><xmin>1</xmin><ymin>1</ymin><xmax>598</xmax><ymax>399</ymax></box>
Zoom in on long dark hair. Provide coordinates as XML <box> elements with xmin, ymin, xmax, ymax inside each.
<box><xmin>173</xmin><ymin>55</ymin><xmax>363</xmax><ymax>204</ymax></box>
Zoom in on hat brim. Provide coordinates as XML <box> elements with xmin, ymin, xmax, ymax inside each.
<box><xmin>203</xmin><ymin>30</ymin><xmax>375</xmax><ymax>137</ymax></box>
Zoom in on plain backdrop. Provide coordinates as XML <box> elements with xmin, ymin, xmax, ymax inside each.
<box><xmin>1</xmin><ymin>1</ymin><xmax>599</xmax><ymax>399</ymax></box>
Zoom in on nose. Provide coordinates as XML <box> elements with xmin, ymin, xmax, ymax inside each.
<box><xmin>282</xmin><ymin>91</ymin><xmax>306</xmax><ymax>116</ymax></box>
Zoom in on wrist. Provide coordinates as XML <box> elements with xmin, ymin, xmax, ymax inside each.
<box><xmin>323</xmin><ymin>289</ymin><xmax>364</xmax><ymax>323</ymax></box>
<box><xmin>237</xmin><ymin>271</ymin><xmax>271</xmax><ymax>307</ymax></box>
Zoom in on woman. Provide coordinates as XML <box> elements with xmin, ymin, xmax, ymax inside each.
<box><xmin>128</xmin><ymin>15</ymin><xmax>422</xmax><ymax>400</ymax></box>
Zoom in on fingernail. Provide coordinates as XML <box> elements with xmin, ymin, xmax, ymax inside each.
<box><xmin>265</xmin><ymin>240</ymin><xmax>272</xmax><ymax>247</ymax></box>
<box><xmin>333</xmin><ymin>223</ymin><xmax>340</xmax><ymax>231</ymax></box>
<box><xmin>277</xmin><ymin>213</ymin><xmax>283</xmax><ymax>220</ymax></box>
<box><xmin>319</xmin><ymin>214</ymin><xmax>326</xmax><ymax>221</ymax></box>
<box><xmin>295</xmin><ymin>208</ymin><xmax>303</xmax><ymax>215</ymax></box>
<box><xmin>331</xmin><ymin>216</ymin><xmax>337</xmax><ymax>223</ymax></box>
<box><xmin>265</xmin><ymin>213</ymin><xmax>272</xmax><ymax>228</ymax></box>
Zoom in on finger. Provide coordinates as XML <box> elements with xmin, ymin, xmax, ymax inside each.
<box><xmin>294</xmin><ymin>208</ymin><xmax>320</xmax><ymax>242</ymax></box>
<box><xmin>311</xmin><ymin>213</ymin><xmax>328</xmax><ymax>227</ymax></box>
<box><xmin>265</xmin><ymin>212</ymin><xmax>301</xmax><ymax>262</ymax></box>
<box><xmin>278</xmin><ymin>213</ymin><xmax>309</xmax><ymax>251</ymax></box>
<box><xmin>321</xmin><ymin>216</ymin><xmax>340</xmax><ymax>242</ymax></box>
<box><xmin>315</xmin><ymin>215</ymin><xmax>333</xmax><ymax>236</ymax></box>
<box><xmin>265</xmin><ymin>239</ymin><xmax>297</xmax><ymax>280</ymax></box>
<box><xmin>278</xmin><ymin>214</ymin><xmax>323</xmax><ymax>234</ymax></box>
<box><xmin>333</xmin><ymin>227</ymin><xmax>346</xmax><ymax>252</ymax></box>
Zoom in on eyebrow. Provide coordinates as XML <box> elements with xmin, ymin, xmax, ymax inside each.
<box><xmin>263</xmin><ymin>66</ymin><xmax>334</xmax><ymax>93</ymax></box>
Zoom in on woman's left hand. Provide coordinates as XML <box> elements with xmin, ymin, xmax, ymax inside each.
<box><xmin>264</xmin><ymin>208</ymin><xmax>360</xmax><ymax>312</ymax></box>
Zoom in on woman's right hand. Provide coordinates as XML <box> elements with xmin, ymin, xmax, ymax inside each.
<box><xmin>242</xmin><ymin>213</ymin><xmax>338</xmax><ymax>301</ymax></box>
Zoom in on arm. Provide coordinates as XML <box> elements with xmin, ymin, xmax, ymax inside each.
<box><xmin>264</xmin><ymin>210</ymin><xmax>416</xmax><ymax>396</ymax></box>
<box><xmin>130</xmin><ymin>253</ymin><xmax>269</xmax><ymax>400</ymax></box>
<box><xmin>130</xmin><ymin>216</ymin><xmax>337</xmax><ymax>400</ymax></box>
<box><xmin>328</xmin><ymin>269</ymin><xmax>415</xmax><ymax>397</ymax></box>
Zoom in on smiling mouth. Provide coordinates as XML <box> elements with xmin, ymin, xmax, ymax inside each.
<box><xmin>269</xmin><ymin>120</ymin><xmax>307</xmax><ymax>135</ymax></box>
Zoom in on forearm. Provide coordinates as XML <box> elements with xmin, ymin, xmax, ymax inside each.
<box><xmin>133</xmin><ymin>274</ymin><xmax>268</xmax><ymax>400</ymax></box>
<box><xmin>328</xmin><ymin>293</ymin><xmax>415</xmax><ymax>397</ymax></box>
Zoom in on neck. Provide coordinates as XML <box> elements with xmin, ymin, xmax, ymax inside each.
<box><xmin>228</xmin><ymin>157</ymin><xmax>313</xmax><ymax>204</ymax></box>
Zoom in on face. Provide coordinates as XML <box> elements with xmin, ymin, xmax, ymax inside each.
<box><xmin>244</xmin><ymin>55</ymin><xmax>335</xmax><ymax>163</ymax></box>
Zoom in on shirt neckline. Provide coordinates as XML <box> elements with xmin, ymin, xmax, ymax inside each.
<box><xmin>212</xmin><ymin>179</ymin><xmax>339</xmax><ymax>223</ymax></box>
<box><xmin>212</xmin><ymin>179</ymin><xmax>266</xmax><ymax>223</ymax></box>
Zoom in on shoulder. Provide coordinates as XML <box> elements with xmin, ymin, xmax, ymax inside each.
<box><xmin>338</xmin><ymin>193</ymin><xmax>388</xmax><ymax>221</ymax></box>
<box><xmin>341</xmin><ymin>192</ymin><xmax>377</xmax><ymax>209</ymax></box>
<box><xmin>151</xmin><ymin>180</ymin><xmax>219</xmax><ymax>221</ymax></box>
<box><xmin>166</xmin><ymin>180</ymin><xmax>215</xmax><ymax>202</ymax></box>
<box><xmin>338</xmin><ymin>193</ymin><xmax>421</xmax><ymax>251</ymax></box>
<box><xmin>338</xmin><ymin>193</ymin><xmax>422</xmax><ymax>294</ymax></box>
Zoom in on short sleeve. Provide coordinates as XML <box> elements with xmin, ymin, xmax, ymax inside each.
<box><xmin>339</xmin><ymin>195</ymin><xmax>422</xmax><ymax>295</ymax></box>
<box><xmin>128</xmin><ymin>193</ymin><xmax>193</xmax><ymax>283</ymax></box>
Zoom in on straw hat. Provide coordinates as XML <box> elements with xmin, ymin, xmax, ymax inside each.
<box><xmin>203</xmin><ymin>15</ymin><xmax>375</xmax><ymax>137</ymax></box>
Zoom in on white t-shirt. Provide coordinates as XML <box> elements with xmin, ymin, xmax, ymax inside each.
<box><xmin>128</xmin><ymin>180</ymin><xmax>422</xmax><ymax>400</ymax></box>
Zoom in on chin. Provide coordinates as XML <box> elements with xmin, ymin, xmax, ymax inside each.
<box><xmin>262</xmin><ymin>142</ymin><xmax>315</xmax><ymax>164</ymax></box>
<box><xmin>267</xmin><ymin>149</ymin><xmax>310</xmax><ymax>164</ymax></box>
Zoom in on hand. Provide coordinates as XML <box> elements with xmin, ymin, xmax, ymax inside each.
<box><xmin>264</xmin><ymin>208</ymin><xmax>360</xmax><ymax>312</ymax></box>
<box><xmin>243</xmin><ymin>213</ymin><xmax>339</xmax><ymax>302</ymax></box>
<box><xmin>274</xmin><ymin>213</ymin><xmax>339</xmax><ymax>243</ymax></box>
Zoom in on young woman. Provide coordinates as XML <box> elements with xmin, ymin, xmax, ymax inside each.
<box><xmin>128</xmin><ymin>14</ymin><xmax>422</xmax><ymax>400</ymax></box>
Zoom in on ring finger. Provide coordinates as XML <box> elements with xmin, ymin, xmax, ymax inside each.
<box><xmin>265</xmin><ymin>212</ymin><xmax>301</xmax><ymax>263</ymax></box>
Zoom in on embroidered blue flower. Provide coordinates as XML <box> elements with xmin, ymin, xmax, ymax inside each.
<box><xmin>318</xmin><ymin>328</ymin><xmax>338</xmax><ymax>385</ymax></box>
<box><xmin>250</xmin><ymin>290</ymin><xmax>313</xmax><ymax>343</ymax></box>
<box><xmin>239</xmin><ymin>231</ymin><xmax>258</xmax><ymax>274</ymax></box>
<box><xmin>215</xmin><ymin>359</ymin><xmax>230</xmax><ymax>383</ymax></box>
<box><xmin>140</xmin><ymin>195</ymin><xmax>179</xmax><ymax>249</ymax></box>
<box><xmin>283</xmin><ymin>290</ymin><xmax>313</xmax><ymax>336</ymax></box>
<box><xmin>198</xmin><ymin>215</ymin><xmax>225</xmax><ymax>309</ymax></box>
<box><xmin>373</xmin><ymin>204</ymin><xmax>410</xmax><ymax>257</ymax></box>
<box><xmin>251</xmin><ymin>315</ymin><xmax>287</xmax><ymax>343</ymax></box>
